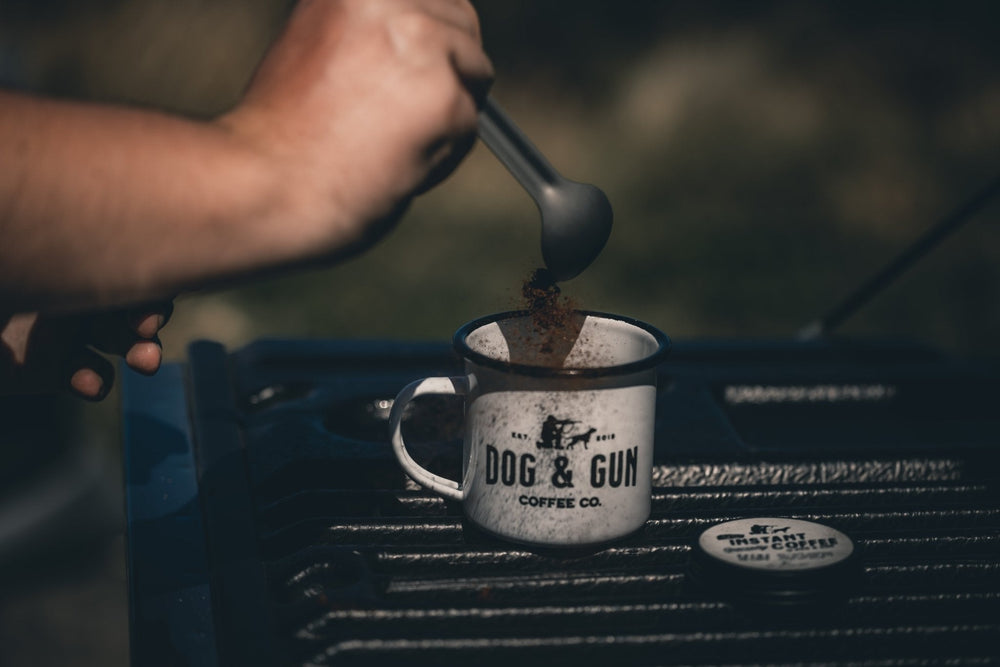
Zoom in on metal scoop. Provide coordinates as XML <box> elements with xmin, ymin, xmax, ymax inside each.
<box><xmin>478</xmin><ymin>97</ymin><xmax>613</xmax><ymax>282</ymax></box>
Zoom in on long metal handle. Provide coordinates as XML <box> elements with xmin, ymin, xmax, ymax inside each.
<box><xmin>478</xmin><ymin>97</ymin><xmax>562</xmax><ymax>203</ymax></box>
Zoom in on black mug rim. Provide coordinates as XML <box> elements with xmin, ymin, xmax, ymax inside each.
<box><xmin>453</xmin><ymin>310</ymin><xmax>671</xmax><ymax>378</ymax></box>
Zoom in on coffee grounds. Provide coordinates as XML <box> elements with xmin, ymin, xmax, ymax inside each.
<box><xmin>521</xmin><ymin>268</ymin><xmax>578</xmax><ymax>356</ymax></box>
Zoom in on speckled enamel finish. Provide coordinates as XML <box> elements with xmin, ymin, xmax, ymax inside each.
<box><xmin>390</xmin><ymin>312</ymin><xmax>669</xmax><ymax>547</ymax></box>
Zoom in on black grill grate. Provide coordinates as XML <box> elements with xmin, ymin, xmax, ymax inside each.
<box><xmin>267</xmin><ymin>481</ymin><xmax>1000</xmax><ymax>666</ymax></box>
<box><xmin>123</xmin><ymin>338</ymin><xmax>1000</xmax><ymax>666</ymax></box>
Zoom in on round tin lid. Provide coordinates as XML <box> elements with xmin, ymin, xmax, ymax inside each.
<box><xmin>691</xmin><ymin>517</ymin><xmax>859</xmax><ymax>606</ymax></box>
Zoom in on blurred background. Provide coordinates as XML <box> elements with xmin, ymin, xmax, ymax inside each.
<box><xmin>0</xmin><ymin>0</ymin><xmax>998</xmax><ymax>665</ymax></box>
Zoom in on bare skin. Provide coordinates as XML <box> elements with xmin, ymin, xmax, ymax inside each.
<box><xmin>0</xmin><ymin>0</ymin><xmax>493</xmax><ymax>400</ymax></box>
<box><xmin>0</xmin><ymin>304</ymin><xmax>172</xmax><ymax>401</ymax></box>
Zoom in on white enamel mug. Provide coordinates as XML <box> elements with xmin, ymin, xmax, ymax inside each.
<box><xmin>390</xmin><ymin>311</ymin><xmax>670</xmax><ymax>547</ymax></box>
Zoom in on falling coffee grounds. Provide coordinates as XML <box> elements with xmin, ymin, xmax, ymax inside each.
<box><xmin>521</xmin><ymin>268</ymin><xmax>579</xmax><ymax>357</ymax></box>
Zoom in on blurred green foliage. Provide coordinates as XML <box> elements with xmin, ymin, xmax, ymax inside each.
<box><xmin>3</xmin><ymin>0</ymin><xmax>999</xmax><ymax>356</ymax></box>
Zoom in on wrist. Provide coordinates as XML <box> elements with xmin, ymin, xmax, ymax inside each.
<box><xmin>212</xmin><ymin>105</ymin><xmax>387</xmax><ymax>266</ymax></box>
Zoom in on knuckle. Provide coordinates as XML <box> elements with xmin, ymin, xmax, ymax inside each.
<box><xmin>456</xmin><ymin>0</ymin><xmax>482</xmax><ymax>38</ymax></box>
<box><xmin>387</xmin><ymin>11</ymin><xmax>440</xmax><ymax>48</ymax></box>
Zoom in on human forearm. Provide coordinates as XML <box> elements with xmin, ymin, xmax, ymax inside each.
<box><xmin>0</xmin><ymin>0</ymin><xmax>492</xmax><ymax>314</ymax></box>
<box><xmin>0</xmin><ymin>0</ymin><xmax>492</xmax><ymax>403</ymax></box>
<box><xmin>0</xmin><ymin>91</ymin><xmax>320</xmax><ymax>312</ymax></box>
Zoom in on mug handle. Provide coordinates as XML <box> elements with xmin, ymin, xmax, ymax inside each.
<box><xmin>389</xmin><ymin>375</ymin><xmax>471</xmax><ymax>502</ymax></box>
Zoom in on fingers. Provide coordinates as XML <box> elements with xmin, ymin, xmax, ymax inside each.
<box><xmin>123</xmin><ymin>338</ymin><xmax>163</xmax><ymax>376</ymax></box>
<box><xmin>419</xmin><ymin>0</ymin><xmax>493</xmax><ymax>90</ymax></box>
<box><xmin>0</xmin><ymin>306</ymin><xmax>171</xmax><ymax>401</ymax></box>
<box><xmin>398</xmin><ymin>5</ymin><xmax>491</xmax><ymax>191</ymax></box>
<box><xmin>65</xmin><ymin>346</ymin><xmax>114</xmax><ymax>401</ymax></box>
<box><xmin>125</xmin><ymin>301</ymin><xmax>171</xmax><ymax>375</ymax></box>
<box><xmin>86</xmin><ymin>300</ymin><xmax>172</xmax><ymax>376</ymax></box>
<box><xmin>441</xmin><ymin>22</ymin><xmax>494</xmax><ymax>101</ymax></box>
<box><xmin>128</xmin><ymin>300</ymin><xmax>174</xmax><ymax>339</ymax></box>
<box><xmin>431</xmin><ymin>0</ymin><xmax>493</xmax><ymax>96</ymax></box>
<box><xmin>396</xmin><ymin>2</ymin><xmax>494</xmax><ymax>97</ymax></box>
<box><xmin>66</xmin><ymin>299</ymin><xmax>171</xmax><ymax>401</ymax></box>
<box><xmin>415</xmin><ymin>0</ymin><xmax>482</xmax><ymax>41</ymax></box>
<box><xmin>416</xmin><ymin>128</ymin><xmax>477</xmax><ymax>194</ymax></box>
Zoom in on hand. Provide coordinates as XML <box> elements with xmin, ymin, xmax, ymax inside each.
<box><xmin>221</xmin><ymin>0</ymin><xmax>494</xmax><ymax>255</ymax></box>
<box><xmin>0</xmin><ymin>1</ymin><xmax>492</xmax><ymax>315</ymax></box>
<box><xmin>0</xmin><ymin>302</ymin><xmax>173</xmax><ymax>401</ymax></box>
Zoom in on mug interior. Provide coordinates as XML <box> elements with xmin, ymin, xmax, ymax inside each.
<box><xmin>459</xmin><ymin>311</ymin><xmax>668</xmax><ymax>376</ymax></box>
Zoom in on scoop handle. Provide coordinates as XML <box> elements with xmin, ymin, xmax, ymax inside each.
<box><xmin>478</xmin><ymin>97</ymin><xmax>562</xmax><ymax>203</ymax></box>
